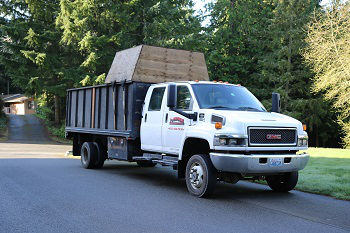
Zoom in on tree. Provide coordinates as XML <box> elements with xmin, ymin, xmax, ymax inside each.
<box><xmin>259</xmin><ymin>0</ymin><xmax>341</xmax><ymax>147</ymax></box>
<box><xmin>304</xmin><ymin>2</ymin><xmax>350</xmax><ymax>147</ymax></box>
<box><xmin>56</xmin><ymin>0</ymin><xmax>204</xmax><ymax>86</ymax></box>
<box><xmin>1</xmin><ymin>0</ymin><xmax>83</xmax><ymax>124</ymax></box>
<box><xmin>205</xmin><ymin>0</ymin><xmax>341</xmax><ymax>147</ymax></box>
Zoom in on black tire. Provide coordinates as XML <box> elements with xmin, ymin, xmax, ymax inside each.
<box><xmin>93</xmin><ymin>142</ymin><xmax>105</xmax><ymax>169</ymax></box>
<box><xmin>80</xmin><ymin>142</ymin><xmax>98</xmax><ymax>169</ymax></box>
<box><xmin>266</xmin><ymin>171</ymin><xmax>298</xmax><ymax>192</ymax></box>
<box><xmin>185</xmin><ymin>154</ymin><xmax>217</xmax><ymax>197</ymax></box>
<box><xmin>136</xmin><ymin>160</ymin><xmax>156</xmax><ymax>167</ymax></box>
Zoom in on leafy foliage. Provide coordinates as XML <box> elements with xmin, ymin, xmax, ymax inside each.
<box><xmin>0</xmin><ymin>0</ymin><xmax>347</xmax><ymax>147</ymax></box>
<box><xmin>56</xmin><ymin>0</ymin><xmax>203</xmax><ymax>85</ymax></box>
<box><xmin>0</xmin><ymin>97</ymin><xmax>5</xmax><ymax>118</ymax></box>
<box><xmin>304</xmin><ymin>3</ymin><xmax>350</xmax><ymax>147</ymax></box>
<box><xmin>205</xmin><ymin>0</ymin><xmax>341</xmax><ymax>147</ymax></box>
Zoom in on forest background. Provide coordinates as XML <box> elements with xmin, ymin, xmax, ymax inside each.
<box><xmin>1</xmin><ymin>0</ymin><xmax>349</xmax><ymax>148</ymax></box>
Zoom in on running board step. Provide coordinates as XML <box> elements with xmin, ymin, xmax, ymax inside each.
<box><xmin>133</xmin><ymin>154</ymin><xmax>178</xmax><ymax>169</ymax></box>
<box><xmin>155</xmin><ymin>156</ymin><xmax>178</xmax><ymax>168</ymax></box>
<box><xmin>133</xmin><ymin>153</ymin><xmax>162</xmax><ymax>161</ymax></box>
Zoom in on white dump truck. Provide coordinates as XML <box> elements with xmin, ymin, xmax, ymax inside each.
<box><xmin>66</xmin><ymin>45</ymin><xmax>309</xmax><ymax>197</ymax></box>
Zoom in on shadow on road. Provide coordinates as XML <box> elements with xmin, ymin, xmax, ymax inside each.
<box><xmin>98</xmin><ymin>162</ymin><xmax>290</xmax><ymax>200</ymax></box>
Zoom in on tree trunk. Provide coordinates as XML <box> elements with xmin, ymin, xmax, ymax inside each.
<box><xmin>315</xmin><ymin>124</ymin><xmax>319</xmax><ymax>147</ymax></box>
<box><xmin>54</xmin><ymin>95</ymin><xmax>60</xmax><ymax>125</ymax></box>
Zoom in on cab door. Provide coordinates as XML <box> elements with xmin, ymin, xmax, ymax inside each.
<box><xmin>162</xmin><ymin>85</ymin><xmax>194</xmax><ymax>154</ymax></box>
<box><xmin>141</xmin><ymin>86</ymin><xmax>166</xmax><ymax>152</ymax></box>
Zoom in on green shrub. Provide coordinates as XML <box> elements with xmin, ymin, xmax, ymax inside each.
<box><xmin>48</xmin><ymin>123</ymin><xmax>66</xmax><ymax>139</ymax></box>
<box><xmin>0</xmin><ymin>98</ymin><xmax>5</xmax><ymax>118</ymax></box>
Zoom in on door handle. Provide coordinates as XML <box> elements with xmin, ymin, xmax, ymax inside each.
<box><xmin>165</xmin><ymin>113</ymin><xmax>168</xmax><ymax>123</ymax></box>
<box><xmin>145</xmin><ymin>113</ymin><xmax>147</xmax><ymax>122</ymax></box>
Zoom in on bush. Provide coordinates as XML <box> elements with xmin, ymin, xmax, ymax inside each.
<box><xmin>48</xmin><ymin>123</ymin><xmax>66</xmax><ymax>139</ymax></box>
<box><xmin>0</xmin><ymin>98</ymin><xmax>5</xmax><ymax>118</ymax></box>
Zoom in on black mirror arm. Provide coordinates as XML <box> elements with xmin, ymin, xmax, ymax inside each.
<box><xmin>170</xmin><ymin>107</ymin><xmax>197</xmax><ymax>121</ymax></box>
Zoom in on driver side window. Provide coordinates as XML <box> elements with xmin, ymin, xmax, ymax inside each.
<box><xmin>176</xmin><ymin>86</ymin><xmax>192</xmax><ymax>110</ymax></box>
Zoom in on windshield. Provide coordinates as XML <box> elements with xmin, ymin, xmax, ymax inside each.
<box><xmin>191</xmin><ymin>84</ymin><xmax>266</xmax><ymax>112</ymax></box>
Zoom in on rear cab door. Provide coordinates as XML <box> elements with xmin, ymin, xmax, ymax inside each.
<box><xmin>141</xmin><ymin>85</ymin><xmax>167</xmax><ymax>152</ymax></box>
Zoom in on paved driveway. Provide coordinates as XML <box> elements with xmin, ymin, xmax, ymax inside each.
<box><xmin>7</xmin><ymin>114</ymin><xmax>52</xmax><ymax>143</ymax></box>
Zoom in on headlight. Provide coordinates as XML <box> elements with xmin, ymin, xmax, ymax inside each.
<box><xmin>214</xmin><ymin>134</ymin><xmax>247</xmax><ymax>146</ymax></box>
<box><xmin>298</xmin><ymin>137</ymin><xmax>308</xmax><ymax>147</ymax></box>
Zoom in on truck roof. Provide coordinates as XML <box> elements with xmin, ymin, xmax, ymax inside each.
<box><xmin>152</xmin><ymin>80</ymin><xmax>243</xmax><ymax>87</ymax></box>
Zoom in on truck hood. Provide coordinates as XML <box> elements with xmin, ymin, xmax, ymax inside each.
<box><xmin>207</xmin><ymin>110</ymin><xmax>303</xmax><ymax>134</ymax></box>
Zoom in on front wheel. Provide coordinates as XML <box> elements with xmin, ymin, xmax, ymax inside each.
<box><xmin>185</xmin><ymin>154</ymin><xmax>217</xmax><ymax>197</ymax></box>
<box><xmin>266</xmin><ymin>171</ymin><xmax>298</xmax><ymax>192</ymax></box>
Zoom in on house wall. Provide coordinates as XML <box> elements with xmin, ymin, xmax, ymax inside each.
<box><xmin>10</xmin><ymin>102</ymin><xmax>25</xmax><ymax>115</ymax></box>
<box><xmin>24</xmin><ymin>99</ymin><xmax>35</xmax><ymax>115</ymax></box>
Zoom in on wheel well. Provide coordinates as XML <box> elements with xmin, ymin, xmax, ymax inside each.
<box><xmin>178</xmin><ymin>138</ymin><xmax>210</xmax><ymax>179</ymax></box>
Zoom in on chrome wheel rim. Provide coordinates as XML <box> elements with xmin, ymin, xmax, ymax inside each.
<box><xmin>82</xmin><ymin>147</ymin><xmax>88</xmax><ymax>164</ymax></box>
<box><xmin>189</xmin><ymin>162</ymin><xmax>204</xmax><ymax>189</ymax></box>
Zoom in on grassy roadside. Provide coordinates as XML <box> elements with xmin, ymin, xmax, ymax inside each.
<box><xmin>255</xmin><ymin>147</ymin><xmax>350</xmax><ymax>200</ymax></box>
<box><xmin>296</xmin><ymin>148</ymin><xmax>350</xmax><ymax>200</ymax></box>
<box><xmin>0</xmin><ymin>115</ymin><xmax>8</xmax><ymax>142</ymax></box>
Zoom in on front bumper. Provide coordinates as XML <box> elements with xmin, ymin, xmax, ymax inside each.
<box><xmin>210</xmin><ymin>152</ymin><xmax>309</xmax><ymax>174</ymax></box>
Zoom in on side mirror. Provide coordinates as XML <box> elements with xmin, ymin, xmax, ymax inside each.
<box><xmin>167</xmin><ymin>84</ymin><xmax>176</xmax><ymax>108</ymax></box>
<box><xmin>271</xmin><ymin>92</ymin><xmax>281</xmax><ymax>113</ymax></box>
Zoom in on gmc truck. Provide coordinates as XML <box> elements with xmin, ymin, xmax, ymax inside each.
<box><xmin>66</xmin><ymin>45</ymin><xmax>309</xmax><ymax>197</ymax></box>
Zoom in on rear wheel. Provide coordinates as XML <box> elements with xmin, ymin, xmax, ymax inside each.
<box><xmin>185</xmin><ymin>154</ymin><xmax>217</xmax><ymax>197</ymax></box>
<box><xmin>136</xmin><ymin>160</ymin><xmax>156</xmax><ymax>167</ymax></box>
<box><xmin>81</xmin><ymin>142</ymin><xmax>98</xmax><ymax>169</ymax></box>
<box><xmin>93</xmin><ymin>142</ymin><xmax>106</xmax><ymax>169</ymax></box>
<box><xmin>266</xmin><ymin>171</ymin><xmax>298</xmax><ymax>192</ymax></box>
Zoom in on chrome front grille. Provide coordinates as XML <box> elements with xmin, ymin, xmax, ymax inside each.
<box><xmin>248</xmin><ymin>127</ymin><xmax>297</xmax><ymax>146</ymax></box>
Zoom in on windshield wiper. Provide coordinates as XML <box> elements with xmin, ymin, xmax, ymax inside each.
<box><xmin>207</xmin><ymin>106</ymin><xmax>233</xmax><ymax>109</ymax></box>
<box><xmin>236</xmin><ymin>107</ymin><xmax>263</xmax><ymax>112</ymax></box>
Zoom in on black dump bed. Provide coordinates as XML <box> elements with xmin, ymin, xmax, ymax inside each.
<box><xmin>66</xmin><ymin>82</ymin><xmax>150</xmax><ymax>139</ymax></box>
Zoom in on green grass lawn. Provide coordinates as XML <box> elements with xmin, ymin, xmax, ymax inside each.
<box><xmin>296</xmin><ymin>148</ymin><xmax>350</xmax><ymax>200</ymax></box>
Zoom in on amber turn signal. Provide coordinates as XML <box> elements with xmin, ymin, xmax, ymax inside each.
<box><xmin>303</xmin><ymin>124</ymin><xmax>307</xmax><ymax>131</ymax></box>
<box><xmin>215</xmin><ymin>122</ymin><xmax>222</xmax><ymax>129</ymax></box>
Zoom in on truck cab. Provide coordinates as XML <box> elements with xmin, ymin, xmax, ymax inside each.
<box><xmin>140</xmin><ymin>81</ymin><xmax>309</xmax><ymax>197</ymax></box>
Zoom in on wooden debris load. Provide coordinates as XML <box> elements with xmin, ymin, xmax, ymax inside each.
<box><xmin>105</xmin><ymin>45</ymin><xmax>209</xmax><ymax>84</ymax></box>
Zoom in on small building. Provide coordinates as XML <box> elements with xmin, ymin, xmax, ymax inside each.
<box><xmin>1</xmin><ymin>94</ymin><xmax>36</xmax><ymax>115</ymax></box>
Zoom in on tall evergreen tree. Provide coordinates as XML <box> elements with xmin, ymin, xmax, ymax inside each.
<box><xmin>206</xmin><ymin>0</ymin><xmax>341</xmax><ymax>147</ymax></box>
<box><xmin>56</xmin><ymin>0</ymin><xmax>203</xmax><ymax>86</ymax></box>
<box><xmin>0</xmin><ymin>0</ymin><xmax>82</xmax><ymax>124</ymax></box>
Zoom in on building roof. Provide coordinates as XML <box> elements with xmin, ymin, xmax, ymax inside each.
<box><xmin>0</xmin><ymin>94</ymin><xmax>29</xmax><ymax>103</ymax></box>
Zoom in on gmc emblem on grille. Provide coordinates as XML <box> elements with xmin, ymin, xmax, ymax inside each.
<box><xmin>266</xmin><ymin>134</ymin><xmax>282</xmax><ymax>140</ymax></box>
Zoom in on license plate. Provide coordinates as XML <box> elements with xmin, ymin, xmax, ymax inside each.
<box><xmin>269</xmin><ymin>158</ymin><xmax>283</xmax><ymax>167</ymax></box>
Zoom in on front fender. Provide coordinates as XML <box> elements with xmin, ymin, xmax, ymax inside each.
<box><xmin>179</xmin><ymin>128</ymin><xmax>213</xmax><ymax>160</ymax></box>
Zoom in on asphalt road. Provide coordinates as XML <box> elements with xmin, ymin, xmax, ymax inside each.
<box><xmin>0</xmin><ymin>115</ymin><xmax>349</xmax><ymax>233</ymax></box>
